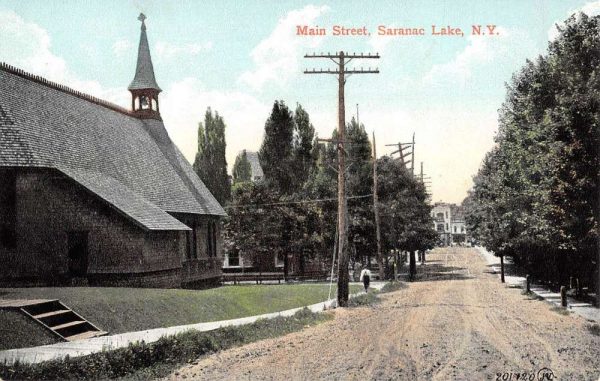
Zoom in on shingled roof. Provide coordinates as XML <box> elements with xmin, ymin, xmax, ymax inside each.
<box><xmin>62</xmin><ymin>167</ymin><xmax>191</xmax><ymax>231</ymax></box>
<box><xmin>245</xmin><ymin>151</ymin><xmax>264</xmax><ymax>180</ymax></box>
<box><xmin>0</xmin><ymin>63</ymin><xmax>226</xmax><ymax>231</ymax></box>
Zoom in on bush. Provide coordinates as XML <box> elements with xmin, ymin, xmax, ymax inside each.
<box><xmin>549</xmin><ymin>306</ymin><xmax>570</xmax><ymax>316</ymax></box>
<box><xmin>380</xmin><ymin>281</ymin><xmax>406</xmax><ymax>293</ymax></box>
<box><xmin>0</xmin><ymin>308</ymin><xmax>331</xmax><ymax>380</ymax></box>
<box><xmin>348</xmin><ymin>292</ymin><xmax>380</xmax><ymax>307</ymax></box>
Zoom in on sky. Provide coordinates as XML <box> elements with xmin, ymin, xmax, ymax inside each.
<box><xmin>1</xmin><ymin>0</ymin><xmax>599</xmax><ymax>203</ymax></box>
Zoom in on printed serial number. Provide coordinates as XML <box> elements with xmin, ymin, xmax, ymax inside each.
<box><xmin>496</xmin><ymin>373</ymin><xmax>536</xmax><ymax>381</ymax></box>
<box><xmin>496</xmin><ymin>368</ymin><xmax>555</xmax><ymax>381</ymax></box>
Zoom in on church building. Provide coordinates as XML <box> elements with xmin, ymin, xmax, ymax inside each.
<box><xmin>0</xmin><ymin>14</ymin><xmax>226</xmax><ymax>288</ymax></box>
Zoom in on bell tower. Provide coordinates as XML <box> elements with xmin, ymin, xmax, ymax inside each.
<box><xmin>129</xmin><ymin>13</ymin><xmax>161</xmax><ymax>120</ymax></box>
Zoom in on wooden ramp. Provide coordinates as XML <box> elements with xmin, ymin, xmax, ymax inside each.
<box><xmin>0</xmin><ymin>299</ymin><xmax>107</xmax><ymax>341</ymax></box>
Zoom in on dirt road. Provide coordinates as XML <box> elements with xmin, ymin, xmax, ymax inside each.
<box><xmin>167</xmin><ymin>247</ymin><xmax>600</xmax><ymax>380</ymax></box>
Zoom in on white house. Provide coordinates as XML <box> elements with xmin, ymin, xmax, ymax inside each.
<box><xmin>431</xmin><ymin>202</ymin><xmax>467</xmax><ymax>245</ymax></box>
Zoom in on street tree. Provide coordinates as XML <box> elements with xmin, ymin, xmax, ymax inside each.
<box><xmin>465</xmin><ymin>14</ymin><xmax>599</xmax><ymax>296</ymax></box>
<box><xmin>376</xmin><ymin>156</ymin><xmax>436</xmax><ymax>280</ymax></box>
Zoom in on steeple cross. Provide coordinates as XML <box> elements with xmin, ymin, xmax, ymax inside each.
<box><xmin>138</xmin><ymin>13</ymin><xmax>146</xmax><ymax>23</ymax></box>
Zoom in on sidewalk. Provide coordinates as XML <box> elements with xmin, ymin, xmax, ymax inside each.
<box><xmin>0</xmin><ymin>282</ymin><xmax>384</xmax><ymax>365</ymax></box>
<box><xmin>476</xmin><ymin>247</ymin><xmax>599</xmax><ymax>323</ymax></box>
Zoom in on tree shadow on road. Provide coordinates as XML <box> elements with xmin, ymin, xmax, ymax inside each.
<box><xmin>483</xmin><ymin>260</ymin><xmax>528</xmax><ymax>277</ymax></box>
<box><xmin>399</xmin><ymin>263</ymin><xmax>474</xmax><ymax>282</ymax></box>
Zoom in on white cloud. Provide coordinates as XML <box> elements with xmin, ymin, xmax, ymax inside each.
<box><xmin>368</xmin><ymin>33</ymin><xmax>391</xmax><ymax>54</ymax></box>
<box><xmin>582</xmin><ymin>0</ymin><xmax>600</xmax><ymax>15</ymax></box>
<box><xmin>160</xmin><ymin>77</ymin><xmax>270</xmax><ymax>169</ymax></box>
<box><xmin>0</xmin><ymin>10</ymin><xmax>128</xmax><ymax>106</ymax></box>
<box><xmin>422</xmin><ymin>27</ymin><xmax>509</xmax><ymax>87</ymax></box>
<box><xmin>548</xmin><ymin>1</ymin><xmax>600</xmax><ymax>41</ymax></box>
<box><xmin>154</xmin><ymin>40</ymin><xmax>213</xmax><ymax>61</ymax></box>
<box><xmin>239</xmin><ymin>5</ymin><xmax>329</xmax><ymax>91</ymax></box>
<box><xmin>112</xmin><ymin>38</ymin><xmax>133</xmax><ymax>56</ymax></box>
<box><xmin>367</xmin><ymin>25</ymin><xmax>414</xmax><ymax>54</ymax></box>
<box><xmin>0</xmin><ymin>10</ymin><xmax>68</xmax><ymax>82</ymax></box>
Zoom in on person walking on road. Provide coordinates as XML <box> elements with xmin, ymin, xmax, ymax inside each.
<box><xmin>360</xmin><ymin>267</ymin><xmax>371</xmax><ymax>292</ymax></box>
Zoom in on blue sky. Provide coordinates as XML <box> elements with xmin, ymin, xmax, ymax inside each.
<box><xmin>1</xmin><ymin>1</ymin><xmax>598</xmax><ymax>203</ymax></box>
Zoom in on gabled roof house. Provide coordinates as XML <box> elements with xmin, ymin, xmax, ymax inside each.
<box><xmin>0</xmin><ymin>14</ymin><xmax>225</xmax><ymax>288</ymax></box>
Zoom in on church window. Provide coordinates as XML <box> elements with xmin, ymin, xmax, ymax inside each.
<box><xmin>185</xmin><ymin>222</ymin><xmax>197</xmax><ymax>260</ymax></box>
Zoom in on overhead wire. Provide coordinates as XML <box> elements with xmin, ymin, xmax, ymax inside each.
<box><xmin>224</xmin><ymin>194</ymin><xmax>373</xmax><ymax>209</ymax></box>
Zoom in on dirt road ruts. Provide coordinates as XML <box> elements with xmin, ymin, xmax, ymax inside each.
<box><xmin>167</xmin><ymin>247</ymin><xmax>600</xmax><ymax>381</ymax></box>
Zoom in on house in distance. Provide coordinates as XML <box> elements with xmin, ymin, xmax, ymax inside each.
<box><xmin>0</xmin><ymin>14</ymin><xmax>226</xmax><ymax>288</ymax></box>
<box><xmin>431</xmin><ymin>202</ymin><xmax>467</xmax><ymax>246</ymax></box>
<box><xmin>245</xmin><ymin>151</ymin><xmax>264</xmax><ymax>182</ymax></box>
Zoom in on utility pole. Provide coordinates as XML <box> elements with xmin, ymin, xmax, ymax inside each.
<box><xmin>304</xmin><ymin>51</ymin><xmax>380</xmax><ymax>307</ymax></box>
<box><xmin>419</xmin><ymin>161</ymin><xmax>425</xmax><ymax>264</ymax></box>
<box><xmin>386</xmin><ymin>141</ymin><xmax>412</xmax><ymax>168</ymax></box>
<box><xmin>372</xmin><ymin>132</ymin><xmax>384</xmax><ymax>280</ymax></box>
<box><xmin>409</xmin><ymin>133</ymin><xmax>416</xmax><ymax>278</ymax></box>
<box><xmin>418</xmin><ymin>162</ymin><xmax>432</xmax><ymax>198</ymax></box>
<box><xmin>411</xmin><ymin>132</ymin><xmax>416</xmax><ymax>175</ymax></box>
<box><xmin>399</xmin><ymin>143</ymin><xmax>407</xmax><ymax>167</ymax></box>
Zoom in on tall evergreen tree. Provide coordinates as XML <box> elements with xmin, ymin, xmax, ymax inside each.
<box><xmin>293</xmin><ymin>104</ymin><xmax>317</xmax><ymax>189</ymax></box>
<box><xmin>259</xmin><ymin>100</ymin><xmax>295</xmax><ymax>194</ymax></box>
<box><xmin>193</xmin><ymin>107</ymin><xmax>231</xmax><ymax>205</ymax></box>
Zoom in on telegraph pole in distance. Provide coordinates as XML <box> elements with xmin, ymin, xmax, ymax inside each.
<box><xmin>399</xmin><ymin>142</ymin><xmax>406</xmax><ymax>167</ymax></box>
<box><xmin>418</xmin><ymin>162</ymin><xmax>432</xmax><ymax>196</ymax></box>
<box><xmin>372</xmin><ymin>132</ymin><xmax>384</xmax><ymax>280</ymax></box>
<box><xmin>304</xmin><ymin>51</ymin><xmax>380</xmax><ymax>307</ymax></box>
<box><xmin>411</xmin><ymin>132</ymin><xmax>416</xmax><ymax>175</ymax></box>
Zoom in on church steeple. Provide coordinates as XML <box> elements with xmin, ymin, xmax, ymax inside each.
<box><xmin>129</xmin><ymin>13</ymin><xmax>161</xmax><ymax>120</ymax></box>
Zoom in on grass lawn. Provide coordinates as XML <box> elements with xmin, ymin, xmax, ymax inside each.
<box><xmin>0</xmin><ymin>310</ymin><xmax>58</xmax><ymax>350</ymax></box>
<box><xmin>1</xmin><ymin>308</ymin><xmax>333</xmax><ymax>381</ymax></box>
<box><xmin>0</xmin><ymin>283</ymin><xmax>360</xmax><ymax>345</ymax></box>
